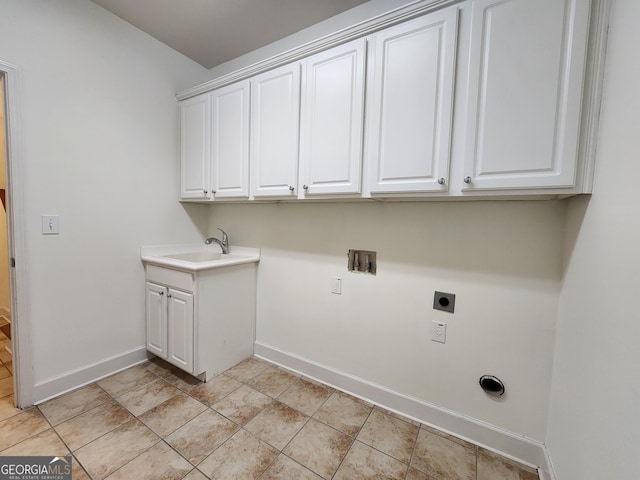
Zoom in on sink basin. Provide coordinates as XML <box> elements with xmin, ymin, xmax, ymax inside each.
<box><xmin>162</xmin><ymin>251</ymin><xmax>225</xmax><ymax>262</ymax></box>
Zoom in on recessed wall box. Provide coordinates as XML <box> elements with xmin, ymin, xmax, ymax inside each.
<box><xmin>348</xmin><ymin>249</ymin><xmax>376</xmax><ymax>275</ymax></box>
<box><xmin>433</xmin><ymin>291</ymin><xmax>455</xmax><ymax>313</ymax></box>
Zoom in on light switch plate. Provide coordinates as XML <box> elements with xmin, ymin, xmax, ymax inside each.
<box><xmin>331</xmin><ymin>276</ymin><xmax>342</xmax><ymax>295</ymax></box>
<box><xmin>41</xmin><ymin>215</ymin><xmax>60</xmax><ymax>235</ymax></box>
<box><xmin>431</xmin><ymin>321</ymin><xmax>446</xmax><ymax>343</ymax></box>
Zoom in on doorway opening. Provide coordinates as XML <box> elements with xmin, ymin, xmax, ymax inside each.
<box><xmin>0</xmin><ymin>76</ymin><xmax>12</xmax><ymax>404</ymax></box>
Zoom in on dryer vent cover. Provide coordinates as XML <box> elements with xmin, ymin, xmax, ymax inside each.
<box><xmin>479</xmin><ymin>375</ymin><xmax>505</xmax><ymax>397</ymax></box>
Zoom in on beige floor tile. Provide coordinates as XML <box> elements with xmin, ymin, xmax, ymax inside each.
<box><xmin>477</xmin><ymin>448</ymin><xmax>539</xmax><ymax>480</ymax></box>
<box><xmin>182</xmin><ymin>469</ymin><xmax>209</xmax><ymax>480</ymax></box>
<box><xmin>224</xmin><ymin>356</ymin><xmax>270</xmax><ymax>382</ymax></box>
<box><xmin>165</xmin><ymin>409</ymin><xmax>239</xmax><ymax>465</ymax></box>
<box><xmin>74</xmin><ymin>419</ymin><xmax>159</xmax><ymax>480</ymax></box>
<box><xmin>313</xmin><ymin>391</ymin><xmax>372</xmax><ymax>437</ymax></box>
<box><xmin>39</xmin><ymin>383</ymin><xmax>111</xmax><ymax>425</ymax></box>
<box><xmin>0</xmin><ymin>394</ymin><xmax>21</xmax><ymax>421</ymax></box>
<box><xmin>357</xmin><ymin>408</ymin><xmax>419</xmax><ymax>464</ymax></box>
<box><xmin>405</xmin><ymin>467</ymin><xmax>431</xmax><ymax>480</ymax></box>
<box><xmin>283</xmin><ymin>418</ymin><xmax>352</xmax><ymax>479</ymax></box>
<box><xmin>105</xmin><ymin>441</ymin><xmax>192</xmax><ymax>480</ymax></box>
<box><xmin>1</xmin><ymin>428</ymin><xmax>69</xmax><ymax>456</ymax></box>
<box><xmin>411</xmin><ymin>428</ymin><xmax>476</xmax><ymax>480</ymax></box>
<box><xmin>334</xmin><ymin>440</ymin><xmax>407</xmax><ymax>480</ymax></box>
<box><xmin>0</xmin><ymin>364</ymin><xmax>10</xmax><ymax>380</ymax></box>
<box><xmin>0</xmin><ymin>408</ymin><xmax>50</xmax><ymax>451</ymax></box>
<box><xmin>278</xmin><ymin>378</ymin><xmax>333</xmax><ymax>416</ymax></box>
<box><xmin>212</xmin><ymin>384</ymin><xmax>272</xmax><ymax>425</ymax></box>
<box><xmin>198</xmin><ymin>429</ymin><xmax>278</xmax><ymax>479</ymax></box>
<box><xmin>55</xmin><ymin>400</ymin><xmax>133</xmax><ymax>451</ymax></box>
<box><xmin>244</xmin><ymin>401</ymin><xmax>309</xmax><ymax>450</ymax></box>
<box><xmin>116</xmin><ymin>378</ymin><xmax>181</xmax><ymax>416</ymax></box>
<box><xmin>139</xmin><ymin>392</ymin><xmax>207</xmax><ymax>437</ymax></box>
<box><xmin>97</xmin><ymin>363</ymin><xmax>158</xmax><ymax>397</ymax></box>
<box><xmin>189</xmin><ymin>373</ymin><xmax>243</xmax><ymax>406</ymax></box>
<box><xmin>260</xmin><ymin>454</ymin><xmax>323</xmax><ymax>480</ymax></box>
<box><xmin>72</xmin><ymin>457</ymin><xmax>91</xmax><ymax>480</ymax></box>
<box><xmin>0</xmin><ymin>375</ymin><xmax>13</xmax><ymax>398</ymax></box>
<box><xmin>248</xmin><ymin>366</ymin><xmax>299</xmax><ymax>398</ymax></box>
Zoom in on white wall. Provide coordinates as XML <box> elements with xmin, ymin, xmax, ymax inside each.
<box><xmin>0</xmin><ymin>0</ymin><xmax>210</xmax><ymax>399</ymax></box>
<box><xmin>209</xmin><ymin>200</ymin><xmax>565</xmax><ymax>441</ymax></box>
<box><xmin>546</xmin><ymin>0</ymin><xmax>640</xmax><ymax>477</ymax></box>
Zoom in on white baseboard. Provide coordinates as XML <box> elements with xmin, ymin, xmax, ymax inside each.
<box><xmin>255</xmin><ymin>342</ymin><xmax>555</xmax><ymax>479</ymax></box>
<box><xmin>33</xmin><ymin>346</ymin><xmax>149</xmax><ymax>404</ymax></box>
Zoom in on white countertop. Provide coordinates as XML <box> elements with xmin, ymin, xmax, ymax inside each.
<box><xmin>141</xmin><ymin>244</ymin><xmax>260</xmax><ymax>271</ymax></box>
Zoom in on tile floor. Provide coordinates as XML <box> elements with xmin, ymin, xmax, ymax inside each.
<box><xmin>0</xmin><ymin>354</ymin><xmax>540</xmax><ymax>480</ymax></box>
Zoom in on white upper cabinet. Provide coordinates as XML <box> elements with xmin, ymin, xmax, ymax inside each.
<box><xmin>180</xmin><ymin>93</ymin><xmax>210</xmax><ymax>199</ymax></box>
<box><xmin>178</xmin><ymin>0</ymin><xmax>603</xmax><ymax>201</ymax></box>
<box><xmin>210</xmin><ymin>80</ymin><xmax>250</xmax><ymax>199</ymax></box>
<box><xmin>250</xmin><ymin>63</ymin><xmax>301</xmax><ymax>198</ymax></box>
<box><xmin>299</xmin><ymin>38</ymin><xmax>366</xmax><ymax>197</ymax></box>
<box><xmin>366</xmin><ymin>7</ymin><xmax>459</xmax><ymax>195</ymax></box>
<box><xmin>461</xmin><ymin>0</ymin><xmax>590</xmax><ymax>191</ymax></box>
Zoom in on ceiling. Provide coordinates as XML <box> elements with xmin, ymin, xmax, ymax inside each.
<box><xmin>91</xmin><ymin>0</ymin><xmax>370</xmax><ymax>69</ymax></box>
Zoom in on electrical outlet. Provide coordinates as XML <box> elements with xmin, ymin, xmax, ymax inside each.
<box><xmin>431</xmin><ymin>321</ymin><xmax>446</xmax><ymax>343</ymax></box>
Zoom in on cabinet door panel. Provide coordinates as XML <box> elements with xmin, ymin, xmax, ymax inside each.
<box><xmin>211</xmin><ymin>80</ymin><xmax>250</xmax><ymax>198</ymax></box>
<box><xmin>167</xmin><ymin>289</ymin><xmax>194</xmax><ymax>373</ymax></box>
<box><xmin>367</xmin><ymin>8</ymin><xmax>458</xmax><ymax>194</ymax></box>
<box><xmin>300</xmin><ymin>38</ymin><xmax>365</xmax><ymax>195</ymax></box>
<box><xmin>463</xmin><ymin>0</ymin><xmax>590</xmax><ymax>190</ymax></box>
<box><xmin>145</xmin><ymin>282</ymin><xmax>167</xmax><ymax>359</ymax></box>
<box><xmin>180</xmin><ymin>94</ymin><xmax>210</xmax><ymax>199</ymax></box>
<box><xmin>251</xmin><ymin>64</ymin><xmax>301</xmax><ymax>197</ymax></box>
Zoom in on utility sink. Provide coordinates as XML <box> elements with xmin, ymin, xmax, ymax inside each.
<box><xmin>162</xmin><ymin>251</ymin><xmax>225</xmax><ymax>262</ymax></box>
<box><xmin>141</xmin><ymin>244</ymin><xmax>260</xmax><ymax>272</ymax></box>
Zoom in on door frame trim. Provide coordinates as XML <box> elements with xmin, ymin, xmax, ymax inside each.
<box><xmin>1</xmin><ymin>60</ymin><xmax>32</xmax><ymax>407</ymax></box>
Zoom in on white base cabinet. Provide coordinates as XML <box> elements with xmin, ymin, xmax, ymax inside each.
<box><xmin>146</xmin><ymin>282</ymin><xmax>194</xmax><ymax>373</ymax></box>
<box><xmin>144</xmin><ymin>262</ymin><xmax>257</xmax><ymax>380</ymax></box>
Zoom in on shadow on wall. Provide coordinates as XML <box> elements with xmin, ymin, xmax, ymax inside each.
<box><xmin>560</xmin><ymin>195</ymin><xmax>591</xmax><ymax>283</ymax></box>
<box><xmin>206</xmin><ymin>199</ymin><xmax>568</xmax><ymax>282</ymax></box>
<box><xmin>180</xmin><ymin>202</ymin><xmax>211</xmax><ymax>240</ymax></box>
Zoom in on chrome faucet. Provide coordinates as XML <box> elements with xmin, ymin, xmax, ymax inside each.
<box><xmin>205</xmin><ymin>228</ymin><xmax>229</xmax><ymax>254</ymax></box>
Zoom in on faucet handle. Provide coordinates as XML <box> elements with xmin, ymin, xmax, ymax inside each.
<box><xmin>217</xmin><ymin>228</ymin><xmax>228</xmax><ymax>242</ymax></box>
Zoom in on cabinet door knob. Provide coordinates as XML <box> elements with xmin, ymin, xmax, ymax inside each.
<box><xmin>159</xmin><ymin>291</ymin><xmax>164</xmax><ymax>296</ymax></box>
<box><xmin>463</xmin><ymin>176</ymin><xmax>472</xmax><ymax>184</ymax></box>
<box><xmin>203</xmin><ymin>190</ymin><xmax>208</xmax><ymax>195</ymax></box>
<box><xmin>289</xmin><ymin>185</ymin><xmax>295</xmax><ymax>192</ymax></box>
<box><xmin>437</xmin><ymin>178</ymin><xmax>446</xmax><ymax>185</ymax></box>
<box><xmin>303</xmin><ymin>185</ymin><xmax>309</xmax><ymax>190</ymax></box>
<box><xmin>167</xmin><ymin>294</ymin><xmax>172</xmax><ymax>298</ymax></box>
